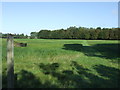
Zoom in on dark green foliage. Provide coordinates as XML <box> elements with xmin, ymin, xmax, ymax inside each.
<box><xmin>30</xmin><ymin>32</ymin><xmax>38</xmax><ymax>39</ymax></box>
<box><xmin>37</xmin><ymin>30</ymin><xmax>51</xmax><ymax>39</ymax></box>
<box><xmin>36</xmin><ymin>27</ymin><xmax>120</xmax><ymax>40</ymax></box>
<box><xmin>1</xmin><ymin>26</ymin><xmax>119</xmax><ymax>40</ymax></box>
<box><xmin>1</xmin><ymin>33</ymin><xmax>28</xmax><ymax>39</ymax></box>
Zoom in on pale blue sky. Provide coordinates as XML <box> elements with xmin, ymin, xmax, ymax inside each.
<box><xmin>2</xmin><ymin>2</ymin><xmax>118</xmax><ymax>35</ymax></box>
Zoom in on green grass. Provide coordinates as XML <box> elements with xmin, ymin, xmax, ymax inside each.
<box><xmin>2</xmin><ymin>39</ymin><xmax>120</xmax><ymax>88</ymax></box>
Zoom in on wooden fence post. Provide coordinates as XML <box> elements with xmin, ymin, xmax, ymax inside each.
<box><xmin>0</xmin><ymin>33</ymin><xmax>2</xmax><ymax>89</ymax></box>
<box><xmin>7</xmin><ymin>34</ymin><xmax>14</xmax><ymax>88</ymax></box>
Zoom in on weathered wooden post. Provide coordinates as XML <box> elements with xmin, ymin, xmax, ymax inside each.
<box><xmin>0</xmin><ymin>33</ymin><xmax>2</xmax><ymax>89</ymax></box>
<box><xmin>7</xmin><ymin>34</ymin><xmax>14</xmax><ymax>88</ymax></box>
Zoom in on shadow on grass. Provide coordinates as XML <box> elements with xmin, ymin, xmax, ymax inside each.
<box><xmin>16</xmin><ymin>70</ymin><xmax>58</xmax><ymax>88</ymax></box>
<box><xmin>2</xmin><ymin>61</ymin><xmax>120</xmax><ymax>88</ymax></box>
<box><xmin>2</xmin><ymin>69</ymin><xmax>58</xmax><ymax>88</ymax></box>
<box><xmin>71</xmin><ymin>61</ymin><xmax>120</xmax><ymax>88</ymax></box>
<box><xmin>37</xmin><ymin>62</ymin><xmax>120</xmax><ymax>88</ymax></box>
<box><xmin>63</xmin><ymin>43</ymin><xmax>120</xmax><ymax>62</ymax></box>
<box><xmin>93</xmin><ymin>64</ymin><xmax>120</xmax><ymax>87</ymax></box>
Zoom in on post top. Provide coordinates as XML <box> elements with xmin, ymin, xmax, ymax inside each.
<box><xmin>7</xmin><ymin>34</ymin><xmax>14</xmax><ymax>39</ymax></box>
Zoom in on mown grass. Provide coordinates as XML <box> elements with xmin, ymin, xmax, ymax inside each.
<box><xmin>2</xmin><ymin>39</ymin><xmax>120</xmax><ymax>88</ymax></box>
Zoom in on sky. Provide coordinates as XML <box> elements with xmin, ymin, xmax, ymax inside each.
<box><xmin>2</xmin><ymin>2</ymin><xmax>118</xmax><ymax>35</ymax></box>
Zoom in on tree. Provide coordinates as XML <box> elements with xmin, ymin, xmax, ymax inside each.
<box><xmin>84</xmin><ymin>30</ymin><xmax>90</xmax><ymax>39</ymax></box>
<box><xmin>109</xmin><ymin>29</ymin><xmax>114</xmax><ymax>39</ymax></box>
<box><xmin>89</xmin><ymin>29</ymin><xmax>99</xmax><ymax>40</ymax></box>
<box><xmin>102</xmin><ymin>29</ymin><xmax>109</xmax><ymax>39</ymax></box>
<box><xmin>96</xmin><ymin>27</ymin><xmax>101</xmax><ymax>30</ymax></box>
<box><xmin>30</xmin><ymin>32</ymin><xmax>38</xmax><ymax>39</ymax></box>
<box><xmin>38</xmin><ymin>30</ymin><xmax>51</xmax><ymax>39</ymax></box>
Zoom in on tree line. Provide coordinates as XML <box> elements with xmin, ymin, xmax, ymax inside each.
<box><xmin>1</xmin><ymin>26</ymin><xmax>120</xmax><ymax>40</ymax></box>
<box><xmin>2</xmin><ymin>33</ymin><xmax>28</xmax><ymax>39</ymax></box>
<box><xmin>37</xmin><ymin>26</ymin><xmax>119</xmax><ymax>40</ymax></box>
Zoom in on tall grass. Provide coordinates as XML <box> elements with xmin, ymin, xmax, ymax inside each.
<box><xmin>2</xmin><ymin>39</ymin><xmax>120</xmax><ymax>88</ymax></box>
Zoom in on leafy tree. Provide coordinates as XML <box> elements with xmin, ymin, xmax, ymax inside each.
<box><xmin>30</xmin><ymin>32</ymin><xmax>38</xmax><ymax>39</ymax></box>
<box><xmin>84</xmin><ymin>30</ymin><xmax>90</xmax><ymax>39</ymax></box>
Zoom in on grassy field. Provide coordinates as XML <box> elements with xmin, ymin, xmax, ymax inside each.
<box><xmin>2</xmin><ymin>39</ymin><xmax>120</xmax><ymax>88</ymax></box>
